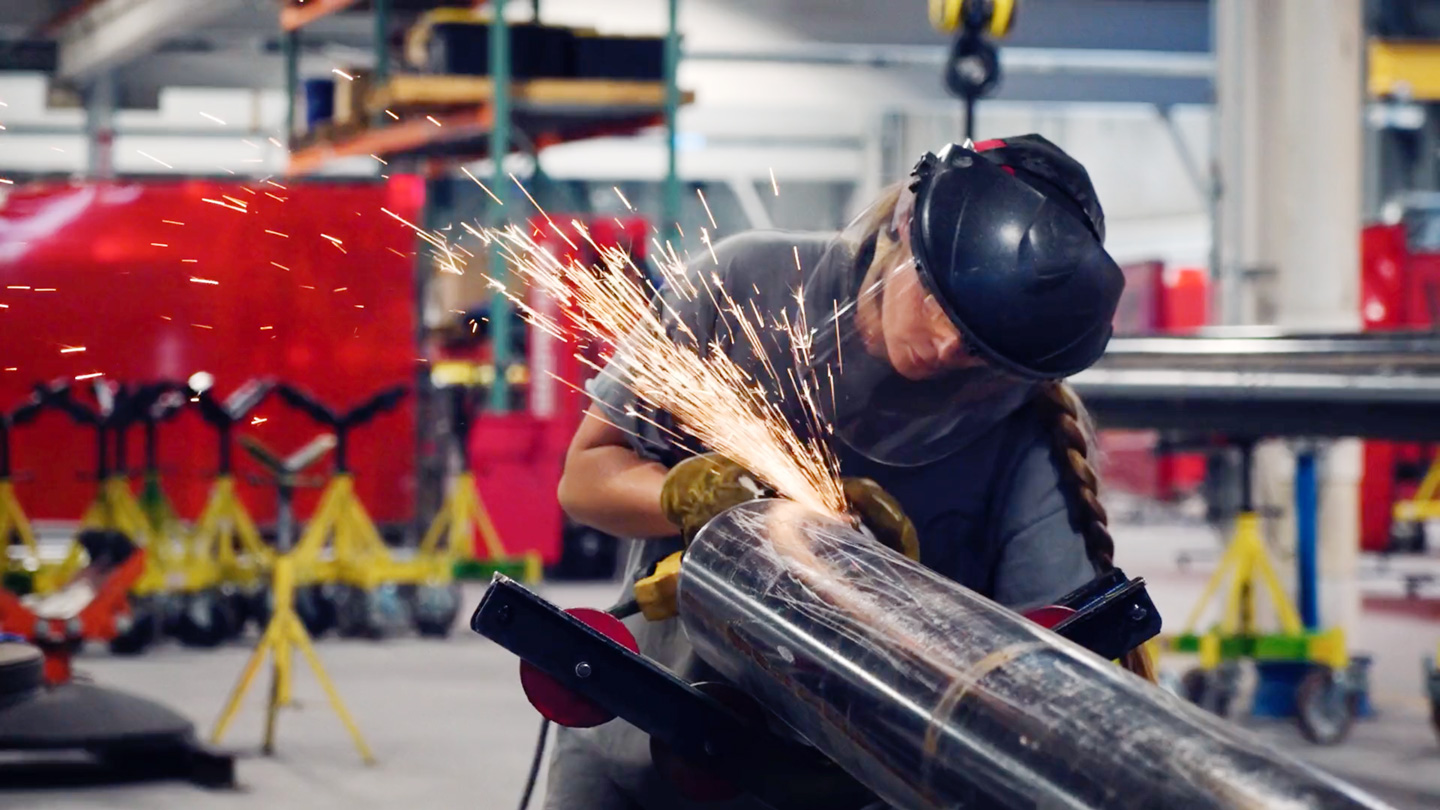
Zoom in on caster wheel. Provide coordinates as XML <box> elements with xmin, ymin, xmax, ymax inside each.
<box><xmin>335</xmin><ymin>587</ymin><xmax>382</xmax><ymax>639</ymax></box>
<box><xmin>1296</xmin><ymin>666</ymin><xmax>1357</xmax><ymax>745</ymax></box>
<box><xmin>371</xmin><ymin>584</ymin><xmax>411</xmax><ymax>637</ymax></box>
<box><xmin>293</xmin><ymin>585</ymin><xmax>337</xmax><ymax>638</ymax></box>
<box><xmin>174</xmin><ymin>591</ymin><xmax>237</xmax><ymax>648</ymax></box>
<box><xmin>1180</xmin><ymin>667</ymin><xmax>1233</xmax><ymax>717</ymax></box>
<box><xmin>223</xmin><ymin>588</ymin><xmax>253</xmax><ymax>638</ymax></box>
<box><xmin>411</xmin><ymin>583</ymin><xmax>461</xmax><ymax>638</ymax></box>
<box><xmin>109</xmin><ymin>599</ymin><xmax>159</xmax><ymax>655</ymax></box>
<box><xmin>239</xmin><ymin>585</ymin><xmax>271</xmax><ymax>631</ymax></box>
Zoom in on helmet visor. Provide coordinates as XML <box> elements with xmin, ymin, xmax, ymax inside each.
<box><xmin>802</xmin><ymin>191</ymin><xmax>1036</xmax><ymax>467</ymax></box>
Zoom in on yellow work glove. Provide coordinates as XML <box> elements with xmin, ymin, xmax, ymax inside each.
<box><xmin>842</xmin><ymin>477</ymin><xmax>921</xmax><ymax>562</ymax></box>
<box><xmin>660</xmin><ymin>452</ymin><xmax>774</xmax><ymax>544</ymax></box>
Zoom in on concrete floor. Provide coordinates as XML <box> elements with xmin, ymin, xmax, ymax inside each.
<box><xmin>4</xmin><ymin>520</ymin><xmax>1440</xmax><ymax>810</ymax></box>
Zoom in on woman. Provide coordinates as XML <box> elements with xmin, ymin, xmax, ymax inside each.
<box><xmin>546</xmin><ymin>135</ymin><xmax>1143</xmax><ymax>810</ymax></box>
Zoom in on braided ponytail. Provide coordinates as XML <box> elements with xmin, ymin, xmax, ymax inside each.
<box><xmin>1039</xmin><ymin>381</ymin><xmax>1157</xmax><ymax>682</ymax></box>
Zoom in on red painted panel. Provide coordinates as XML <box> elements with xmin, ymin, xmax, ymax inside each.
<box><xmin>0</xmin><ymin>178</ymin><xmax>422</xmax><ymax>525</ymax></box>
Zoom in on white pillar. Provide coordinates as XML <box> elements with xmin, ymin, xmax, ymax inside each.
<box><xmin>85</xmin><ymin>73</ymin><xmax>116</xmax><ymax>180</ymax></box>
<box><xmin>1215</xmin><ymin>0</ymin><xmax>1364</xmax><ymax>636</ymax></box>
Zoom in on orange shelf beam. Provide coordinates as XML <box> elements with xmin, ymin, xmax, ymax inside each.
<box><xmin>280</xmin><ymin>0</ymin><xmax>362</xmax><ymax>32</ymax></box>
<box><xmin>288</xmin><ymin>107</ymin><xmax>495</xmax><ymax>175</ymax></box>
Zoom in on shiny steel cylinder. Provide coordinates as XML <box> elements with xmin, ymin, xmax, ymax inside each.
<box><xmin>677</xmin><ymin>499</ymin><xmax>1388</xmax><ymax>810</ymax></box>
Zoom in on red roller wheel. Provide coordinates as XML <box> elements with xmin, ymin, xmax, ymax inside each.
<box><xmin>519</xmin><ymin>607</ymin><xmax>638</xmax><ymax>728</ymax></box>
<box><xmin>1023</xmin><ymin>604</ymin><xmax>1077</xmax><ymax>630</ymax></box>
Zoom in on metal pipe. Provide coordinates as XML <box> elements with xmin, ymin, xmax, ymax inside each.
<box><xmin>678</xmin><ymin>499</ymin><xmax>1389</xmax><ymax>810</ymax></box>
<box><xmin>684</xmin><ymin>44</ymin><xmax>1213</xmax><ymax>79</ymax></box>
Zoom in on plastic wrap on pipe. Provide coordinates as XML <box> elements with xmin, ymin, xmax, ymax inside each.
<box><xmin>677</xmin><ymin>499</ymin><xmax>1390</xmax><ymax>810</ymax></box>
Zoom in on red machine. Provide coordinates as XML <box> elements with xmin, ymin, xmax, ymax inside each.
<box><xmin>0</xmin><ymin>178</ymin><xmax>422</xmax><ymax>528</ymax></box>
<box><xmin>1359</xmin><ymin>205</ymin><xmax>1440</xmax><ymax>551</ymax></box>
<box><xmin>1099</xmin><ymin>260</ymin><xmax>1210</xmax><ymax>500</ymax></box>
<box><xmin>465</xmin><ymin>215</ymin><xmax>649</xmax><ymax>566</ymax></box>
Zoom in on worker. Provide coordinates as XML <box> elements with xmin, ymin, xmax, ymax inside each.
<box><xmin>547</xmin><ymin>135</ymin><xmax>1143</xmax><ymax>810</ymax></box>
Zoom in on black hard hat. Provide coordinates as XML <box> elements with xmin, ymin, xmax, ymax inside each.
<box><xmin>906</xmin><ymin>135</ymin><xmax>1124</xmax><ymax>380</ymax></box>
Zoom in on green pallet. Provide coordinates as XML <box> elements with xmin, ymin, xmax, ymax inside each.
<box><xmin>453</xmin><ymin>558</ymin><xmax>530</xmax><ymax>582</ymax></box>
<box><xmin>1171</xmin><ymin>632</ymin><xmax>1315</xmax><ymax>662</ymax></box>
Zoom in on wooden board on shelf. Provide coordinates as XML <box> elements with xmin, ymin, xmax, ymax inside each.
<box><xmin>370</xmin><ymin>74</ymin><xmax>693</xmax><ymax>112</ymax></box>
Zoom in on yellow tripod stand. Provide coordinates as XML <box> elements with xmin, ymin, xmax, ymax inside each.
<box><xmin>211</xmin><ymin>555</ymin><xmax>373</xmax><ymax>763</ymax></box>
<box><xmin>419</xmin><ymin>470</ymin><xmax>541</xmax><ymax>582</ymax></box>
<box><xmin>0</xmin><ymin>479</ymin><xmax>39</xmax><ymax>585</ymax></box>
<box><xmin>187</xmin><ymin>474</ymin><xmax>272</xmax><ymax>590</ymax></box>
<box><xmin>1169</xmin><ymin>442</ymin><xmax>1353</xmax><ymax>744</ymax></box>
<box><xmin>293</xmin><ymin>473</ymin><xmax>392</xmax><ymax>589</ymax></box>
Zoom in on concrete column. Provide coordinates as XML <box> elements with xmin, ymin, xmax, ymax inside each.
<box><xmin>1215</xmin><ymin>0</ymin><xmax>1364</xmax><ymax>636</ymax></box>
<box><xmin>84</xmin><ymin>72</ymin><xmax>116</xmax><ymax>180</ymax></box>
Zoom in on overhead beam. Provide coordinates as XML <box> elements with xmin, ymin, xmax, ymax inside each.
<box><xmin>51</xmin><ymin>0</ymin><xmax>246</xmax><ymax>80</ymax></box>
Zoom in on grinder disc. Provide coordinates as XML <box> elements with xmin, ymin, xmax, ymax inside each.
<box><xmin>519</xmin><ymin>608</ymin><xmax>638</xmax><ymax>728</ymax></box>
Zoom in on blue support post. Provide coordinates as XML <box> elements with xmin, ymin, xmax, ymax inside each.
<box><xmin>1295</xmin><ymin>448</ymin><xmax>1319</xmax><ymax>631</ymax></box>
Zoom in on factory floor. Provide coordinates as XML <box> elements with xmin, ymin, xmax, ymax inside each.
<box><xmin>5</xmin><ymin>520</ymin><xmax>1440</xmax><ymax>810</ymax></box>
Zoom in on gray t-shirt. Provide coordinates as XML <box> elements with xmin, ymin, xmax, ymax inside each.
<box><xmin>547</xmin><ymin>230</ymin><xmax>1098</xmax><ymax>810</ymax></box>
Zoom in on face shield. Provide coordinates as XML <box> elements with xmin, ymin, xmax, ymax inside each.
<box><xmin>801</xmin><ymin>188</ymin><xmax>1037</xmax><ymax>467</ymax></box>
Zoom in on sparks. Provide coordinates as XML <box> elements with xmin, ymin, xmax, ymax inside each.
<box><xmin>260</xmin><ymin>325</ymin><xmax>274</xmax><ymax>330</ymax></box>
<box><xmin>59</xmin><ymin>346</ymin><xmax>85</xmax><ymax>354</ymax></box>
<box><xmin>251</xmin><ymin>416</ymin><xmax>268</xmax><ymax>425</ymax></box>
<box><xmin>333</xmin><ymin>287</ymin><xmax>348</xmax><ymax>292</ymax></box>
<box><xmin>221</xmin><ymin>195</ymin><xmax>248</xmax><ymax>208</ymax></box>
<box><xmin>200</xmin><ymin>112</ymin><xmax>227</xmax><ymax>126</ymax></box>
<box><xmin>320</xmin><ymin>234</ymin><xmax>343</xmax><ymax>245</ymax></box>
<box><xmin>697</xmin><ymin>188</ymin><xmax>717</xmax><ymax>229</ymax></box>
<box><xmin>2</xmin><ymin>368</ymin><xmax>14</xmax><ymax>372</ymax></box>
<box><xmin>793</xmin><ymin>245</ymin><xmax>802</xmax><ymax>272</ymax></box>
<box><xmin>265</xmin><ymin>229</ymin><xmax>289</xmax><ymax>238</ymax></box>
<box><xmin>0</xmin><ymin>179</ymin><xmax>13</xmax><ymax>185</ymax></box>
<box><xmin>137</xmin><ymin>150</ymin><xmax>173</xmax><ymax>169</ymax></box>
<box><xmin>192</xmin><ymin>323</ymin><xmax>214</xmax><ymax>330</ymax></box>
<box><xmin>182</xmin><ymin>259</ymin><xmax>199</xmax><ymax>263</ymax></box>
<box><xmin>162</xmin><ymin>219</ymin><xmax>184</xmax><ymax>225</ymax></box>
<box><xmin>385</xmin><ymin>109</ymin><xmax>399</xmax><ymax>120</ymax></box>
<box><xmin>151</xmin><ymin>242</ymin><xmax>169</xmax><ymax>248</ymax></box>
<box><xmin>459</xmin><ymin>167</ymin><xmax>503</xmax><ymax>205</ymax></box>
<box><xmin>270</xmin><ymin>262</ymin><xmax>290</xmax><ymax>271</ymax></box>
<box><xmin>268</xmin><ymin>137</ymin><xmax>284</xmax><ymax>149</ymax></box>
<box><xmin>189</xmin><ymin>277</ymin><xmax>219</xmax><ymax>285</ymax></box>
<box><xmin>265</xmin><ymin>193</ymin><xmax>287</xmax><ymax>202</ymax></box>
<box><xmin>614</xmin><ymin>187</ymin><xmax>633</xmax><ymax>210</ymax></box>
<box><xmin>201</xmin><ymin>198</ymin><xmax>248</xmax><ymax>213</ymax></box>
<box><xmin>6</xmin><ymin>286</ymin><xmax>29</xmax><ymax>290</ymax></box>
<box><xmin>332</xmin><ymin>68</ymin><xmax>354</xmax><ymax>81</ymax></box>
<box><xmin>33</xmin><ymin>288</ymin><xmax>55</xmax><ymax>292</ymax></box>
<box><xmin>479</xmin><ymin>221</ymin><xmax>845</xmax><ymax>517</ymax></box>
<box><xmin>75</xmin><ymin>372</ymin><xmax>104</xmax><ymax>380</ymax></box>
<box><xmin>769</xmin><ymin>168</ymin><xmax>780</xmax><ymax>196</ymax></box>
<box><xmin>371</xmin><ymin>154</ymin><xmax>389</xmax><ymax>165</ymax></box>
